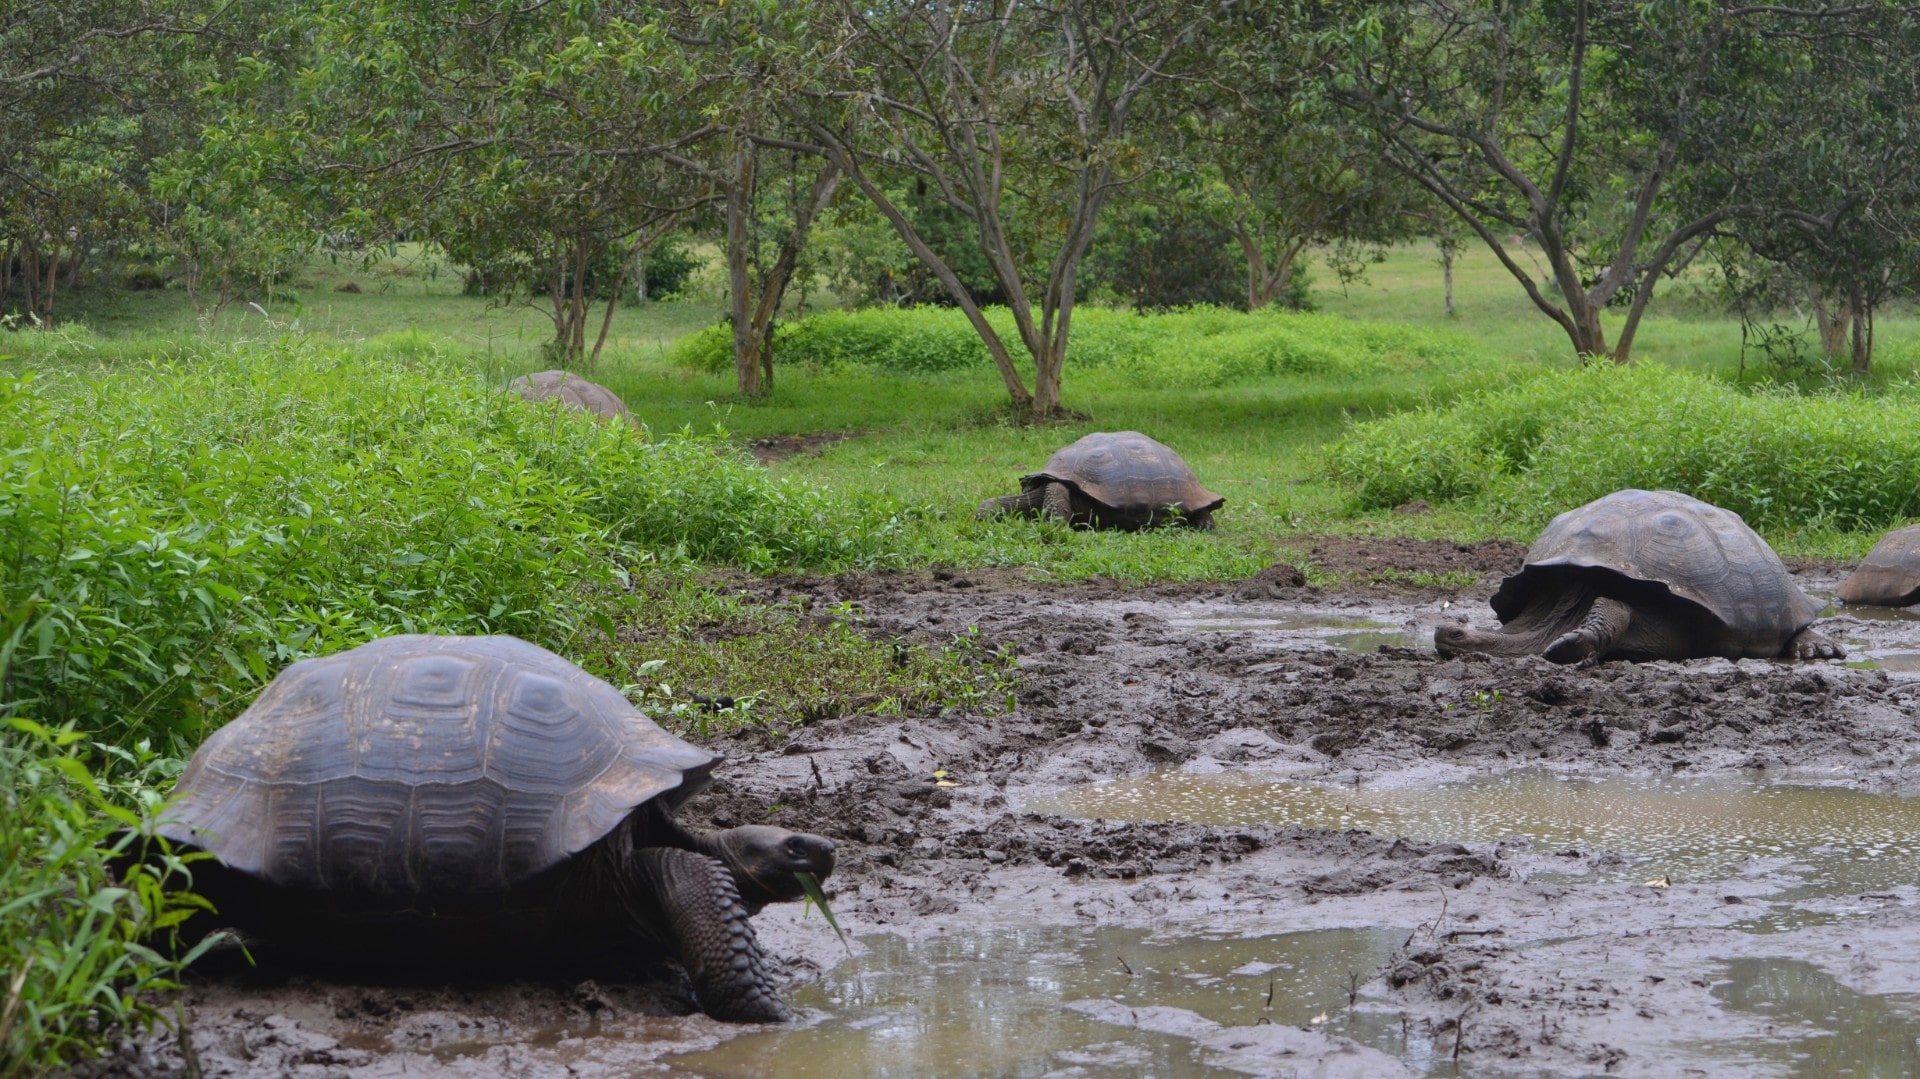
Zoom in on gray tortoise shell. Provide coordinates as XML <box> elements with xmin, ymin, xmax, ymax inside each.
<box><xmin>1837</xmin><ymin>523</ymin><xmax>1920</xmax><ymax>607</ymax></box>
<box><xmin>1491</xmin><ymin>489</ymin><xmax>1819</xmax><ymax>647</ymax></box>
<box><xmin>509</xmin><ymin>370</ymin><xmax>631</xmax><ymax>423</ymax></box>
<box><xmin>1022</xmin><ymin>431</ymin><xmax>1223</xmax><ymax>514</ymax></box>
<box><xmin>159</xmin><ymin>635</ymin><xmax>715</xmax><ymax>899</ymax></box>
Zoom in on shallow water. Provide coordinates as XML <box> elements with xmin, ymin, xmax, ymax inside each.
<box><xmin>667</xmin><ymin>925</ymin><xmax>1431</xmax><ymax>1078</ymax></box>
<box><xmin>1030</xmin><ymin>771</ymin><xmax>1920</xmax><ymax>903</ymax></box>
<box><xmin>1706</xmin><ymin>958</ymin><xmax>1920</xmax><ymax>1076</ymax></box>
<box><xmin>1164</xmin><ymin>609</ymin><xmax>1413</xmax><ymax>652</ymax></box>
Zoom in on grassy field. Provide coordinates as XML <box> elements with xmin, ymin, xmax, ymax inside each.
<box><xmin>31</xmin><ymin>240</ymin><xmax>1920</xmax><ymax>571</ymax></box>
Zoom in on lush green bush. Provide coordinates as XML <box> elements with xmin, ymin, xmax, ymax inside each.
<box><xmin>0</xmin><ymin>722</ymin><xmax>210</xmax><ymax>1075</ymax></box>
<box><xmin>665</xmin><ymin>305</ymin><xmax>1499</xmax><ymax>388</ymax></box>
<box><xmin>1</xmin><ymin>336</ymin><xmax>909</xmax><ymax>750</ymax></box>
<box><xmin>1327</xmin><ymin>363</ymin><xmax>1920</xmax><ymax>531</ymax></box>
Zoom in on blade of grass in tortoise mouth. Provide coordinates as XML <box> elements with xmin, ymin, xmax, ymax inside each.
<box><xmin>795</xmin><ymin>871</ymin><xmax>852</xmax><ymax>955</ymax></box>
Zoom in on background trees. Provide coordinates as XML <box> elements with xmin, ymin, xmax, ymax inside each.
<box><xmin>1310</xmin><ymin>0</ymin><xmax>1920</xmax><ymax>366</ymax></box>
<box><xmin>4</xmin><ymin>0</ymin><xmax>1918</xmax><ymax>401</ymax></box>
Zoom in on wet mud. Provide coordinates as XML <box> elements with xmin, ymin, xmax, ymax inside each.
<box><xmin>86</xmin><ymin>540</ymin><xmax>1920</xmax><ymax>1076</ymax></box>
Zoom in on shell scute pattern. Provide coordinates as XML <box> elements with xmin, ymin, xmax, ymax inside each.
<box><xmin>160</xmin><ymin>635</ymin><xmax>717</xmax><ymax>899</ymax></box>
<box><xmin>1028</xmin><ymin>431</ymin><xmax>1221</xmax><ymax>513</ymax></box>
<box><xmin>1496</xmin><ymin>489</ymin><xmax>1815</xmax><ymax>649</ymax></box>
<box><xmin>1838</xmin><ymin>524</ymin><xmax>1920</xmax><ymax>606</ymax></box>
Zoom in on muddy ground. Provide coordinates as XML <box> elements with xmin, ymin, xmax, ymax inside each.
<box><xmin>86</xmin><ymin>538</ymin><xmax>1920</xmax><ymax>1077</ymax></box>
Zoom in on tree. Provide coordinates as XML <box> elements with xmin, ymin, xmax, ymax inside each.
<box><xmin>1310</xmin><ymin>0</ymin><xmax>1906</xmax><ymax>364</ymax></box>
<box><xmin>0</xmin><ymin>0</ymin><xmax>234</xmax><ymax>323</ymax></box>
<box><xmin>796</xmin><ymin>0</ymin><xmax>1211</xmax><ymax>420</ymax></box>
<box><xmin>270</xmin><ymin>1</ymin><xmax>719</xmax><ymax>368</ymax></box>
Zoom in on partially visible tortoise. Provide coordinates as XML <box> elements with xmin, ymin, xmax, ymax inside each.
<box><xmin>976</xmin><ymin>431</ymin><xmax>1224</xmax><ymax>530</ymax></box>
<box><xmin>509</xmin><ymin>369</ymin><xmax>631</xmax><ymax>423</ymax></box>
<box><xmin>1434</xmin><ymin>489</ymin><xmax>1842</xmax><ymax>664</ymax></box>
<box><xmin>158</xmin><ymin>634</ymin><xmax>834</xmax><ymax>1023</ymax></box>
<box><xmin>1837</xmin><ymin>524</ymin><xmax>1920</xmax><ymax>607</ymax></box>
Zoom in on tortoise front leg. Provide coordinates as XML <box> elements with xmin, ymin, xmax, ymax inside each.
<box><xmin>1545</xmin><ymin>596</ymin><xmax>1632</xmax><ymax>666</ymax></box>
<box><xmin>1040</xmin><ymin>482</ymin><xmax>1076</xmax><ymax>524</ymax></box>
<box><xmin>1783</xmin><ymin>626</ymin><xmax>1845</xmax><ymax>660</ymax></box>
<box><xmin>975</xmin><ymin>489</ymin><xmax>1043</xmax><ymax>520</ymax></box>
<box><xmin>635</xmin><ymin>848</ymin><xmax>790</xmax><ymax>1023</ymax></box>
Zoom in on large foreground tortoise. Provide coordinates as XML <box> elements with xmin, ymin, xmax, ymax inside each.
<box><xmin>159</xmin><ymin>634</ymin><xmax>834</xmax><ymax>1023</ymax></box>
<box><xmin>976</xmin><ymin>431</ymin><xmax>1224</xmax><ymax>530</ymax></box>
<box><xmin>1837</xmin><ymin>524</ymin><xmax>1920</xmax><ymax>607</ymax></box>
<box><xmin>1434</xmin><ymin>489</ymin><xmax>1842</xmax><ymax>664</ymax></box>
<box><xmin>509</xmin><ymin>369</ymin><xmax>631</xmax><ymax>423</ymax></box>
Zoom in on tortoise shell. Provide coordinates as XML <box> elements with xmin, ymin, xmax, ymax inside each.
<box><xmin>509</xmin><ymin>370</ymin><xmax>631</xmax><ymax>423</ymax></box>
<box><xmin>1022</xmin><ymin>431</ymin><xmax>1223</xmax><ymax>515</ymax></box>
<box><xmin>1837</xmin><ymin>524</ymin><xmax>1920</xmax><ymax>607</ymax></box>
<box><xmin>1491</xmin><ymin>489</ymin><xmax>1819</xmax><ymax>651</ymax></box>
<box><xmin>159</xmin><ymin>635</ymin><xmax>714</xmax><ymax>900</ymax></box>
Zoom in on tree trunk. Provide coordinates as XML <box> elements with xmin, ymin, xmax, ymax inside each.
<box><xmin>1812</xmin><ymin>290</ymin><xmax>1853</xmax><ymax>357</ymax></box>
<box><xmin>1850</xmin><ymin>290</ymin><xmax>1874</xmax><ymax>374</ymax></box>
<box><xmin>726</xmin><ymin>146</ymin><xmax>764</xmax><ymax>398</ymax></box>
<box><xmin>1442</xmin><ymin>249</ymin><xmax>1455</xmax><ymax>317</ymax></box>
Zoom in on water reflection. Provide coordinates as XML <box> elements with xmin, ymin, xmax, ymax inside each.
<box><xmin>668</xmin><ymin>926</ymin><xmax>1422</xmax><ymax>1078</ymax></box>
<box><xmin>1710</xmin><ymin>958</ymin><xmax>1920</xmax><ymax>1077</ymax></box>
<box><xmin>1032</xmin><ymin>772</ymin><xmax>1920</xmax><ymax>898</ymax></box>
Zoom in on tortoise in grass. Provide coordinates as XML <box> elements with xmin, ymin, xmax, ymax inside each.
<box><xmin>1433</xmin><ymin>489</ymin><xmax>1843</xmax><ymax>665</ymax></box>
<box><xmin>1837</xmin><ymin>524</ymin><xmax>1920</xmax><ymax>607</ymax></box>
<box><xmin>509</xmin><ymin>369</ymin><xmax>631</xmax><ymax>423</ymax></box>
<box><xmin>158</xmin><ymin>634</ymin><xmax>834</xmax><ymax>1023</ymax></box>
<box><xmin>976</xmin><ymin>431</ymin><xmax>1225</xmax><ymax>530</ymax></box>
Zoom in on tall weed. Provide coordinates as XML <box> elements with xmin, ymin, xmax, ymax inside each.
<box><xmin>1327</xmin><ymin>364</ymin><xmax>1920</xmax><ymax>531</ymax></box>
<box><xmin>0</xmin><ymin>722</ymin><xmax>211</xmax><ymax>1075</ymax></box>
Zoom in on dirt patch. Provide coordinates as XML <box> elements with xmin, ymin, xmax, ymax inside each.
<box><xmin>95</xmin><ymin>552</ymin><xmax>1920</xmax><ymax>1077</ymax></box>
<box><xmin>746</xmin><ymin>431</ymin><xmax>861</xmax><ymax>464</ymax></box>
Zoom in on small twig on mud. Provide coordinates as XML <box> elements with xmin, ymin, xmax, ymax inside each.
<box><xmin>1412</xmin><ymin>886</ymin><xmax>1451</xmax><ymax>943</ymax></box>
<box><xmin>1347</xmin><ymin>970</ymin><xmax>1362</xmax><ymax>1008</ymax></box>
<box><xmin>1453</xmin><ymin>1005</ymin><xmax>1475</xmax><ymax>1063</ymax></box>
<box><xmin>810</xmin><ymin>756</ymin><xmax>825</xmax><ymax>789</ymax></box>
<box><xmin>1445</xmin><ymin>929</ymin><xmax>1502</xmax><ymax>941</ymax></box>
<box><xmin>1117</xmin><ymin>957</ymin><xmax>1134</xmax><ymax>976</ymax></box>
<box><xmin>1265</xmin><ymin>979</ymin><xmax>1275</xmax><ymax>1009</ymax></box>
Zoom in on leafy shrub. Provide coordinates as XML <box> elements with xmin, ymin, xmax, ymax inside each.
<box><xmin>0</xmin><ymin>722</ymin><xmax>210</xmax><ymax>1074</ymax></box>
<box><xmin>1</xmin><ymin>339</ymin><xmax>907</xmax><ymax>750</ymax></box>
<box><xmin>665</xmin><ymin>305</ymin><xmax>1499</xmax><ymax>388</ymax></box>
<box><xmin>1327</xmin><ymin>364</ymin><xmax>1920</xmax><ymax>531</ymax></box>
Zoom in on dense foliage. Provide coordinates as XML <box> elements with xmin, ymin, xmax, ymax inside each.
<box><xmin>1327</xmin><ymin>364</ymin><xmax>1920</xmax><ymax>531</ymax></box>
<box><xmin>667</xmin><ymin>305</ymin><xmax>1501</xmax><ymax>388</ymax></box>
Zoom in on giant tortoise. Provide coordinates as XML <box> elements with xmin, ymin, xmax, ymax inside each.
<box><xmin>158</xmin><ymin>634</ymin><xmax>834</xmax><ymax>1022</ymax></box>
<box><xmin>1836</xmin><ymin>524</ymin><xmax>1920</xmax><ymax>607</ymax></box>
<box><xmin>509</xmin><ymin>369</ymin><xmax>631</xmax><ymax>423</ymax></box>
<box><xmin>976</xmin><ymin>431</ymin><xmax>1224</xmax><ymax>530</ymax></box>
<box><xmin>1434</xmin><ymin>489</ymin><xmax>1842</xmax><ymax>664</ymax></box>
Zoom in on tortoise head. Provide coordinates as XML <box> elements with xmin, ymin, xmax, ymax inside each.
<box><xmin>707</xmin><ymin>825</ymin><xmax>836</xmax><ymax>909</ymax></box>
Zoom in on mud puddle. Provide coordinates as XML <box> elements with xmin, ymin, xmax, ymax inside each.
<box><xmin>1707</xmin><ymin>958</ymin><xmax>1920</xmax><ymax>1076</ymax></box>
<box><xmin>1033</xmin><ymin>771</ymin><xmax>1920</xmax><ymax>935</ymax></box>
<box><xmin>668</xmin><ymin>926</ymin><xmax>1423</xmax><ymax>1077</ymax></box>
<box><xmin>1162</xmin><ymin>609</ymin><xmax>1416</xmax><ymax>653</ymax></box>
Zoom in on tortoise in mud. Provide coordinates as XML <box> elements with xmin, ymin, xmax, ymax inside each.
<box><xmin>509</xmin><ymin>369</ymin><xmax>631</xmax><ymax>423</ymax></box>
<box><xmin>158</xmin><ymin>634</ymin><xmax>834</xmax><ymax>1023</ymax></box>
<box><xmin>1837</xmin><ymin>524</ymin><xmax>1920</xmax><ymax>607</ymax></box>
<box><xmin>976</xmin><ymin>431</ymin><xmax>1224</xmax><ymax>530</ymax></box>
<box><xmin>1434</xmin><ymin>489</ymin><xmax>1842</xmax><ymax>664</ymax></box>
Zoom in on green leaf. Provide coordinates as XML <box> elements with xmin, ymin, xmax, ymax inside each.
<box><xmin>794</xmin><ymin>871</ymin><xmax>851</xmax><ymax>956</ymax></box>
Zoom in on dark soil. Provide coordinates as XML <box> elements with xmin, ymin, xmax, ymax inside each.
<box><xmin>84</xmin><ymin>539</ymin><xmax>1920</xmax><ymax>1077</ymax></box>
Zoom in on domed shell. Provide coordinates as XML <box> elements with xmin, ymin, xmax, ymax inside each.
<box><xmin>1024</xmin><ymin>431</ymin><xmax>1223</xmax><ymax>514</ymax></box>
<box><xmin>1837</xmin><ymin>524</ymin><xmax>1920</xmax><ymax>607</ymax></box>
<box><xmin>509</xmin><ymin>370</ymin><xmax>630</xmax><ymax>423</ymax></box>
<box><xmin>1491</xmin><ymin>489</ymin><xmax>1818</xmax><ymax>646</ymax></box>
<box><xmin>158</xmin><ymin>635</ymin><xmax>715</xmax><ymax>899</ymax></box>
